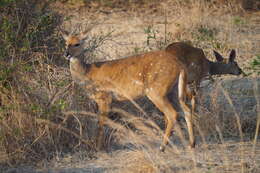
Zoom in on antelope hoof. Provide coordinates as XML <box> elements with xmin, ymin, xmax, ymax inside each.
<box><xmin>190</xmin><ymin>140</ymin><xmax>196</xmax><ymax>148</ymax></box>
<box><xmin>159</xmin><ymin>145</ymin><xmax>166</xmax><ymax>152</ymax></box>
<box><xmin>96</xmin><ymin>145</ymin><xmax>105</xmax><ymax>152</ymax></box>
<box><xmin>188</xmin><ymin>142</ymin><xmax>196</xmax><ymax>150</ymax></box>
<box><xmin>96</xmin><ymin>139</ymin><xmax>104</xmax><ymax>151</ymax></box>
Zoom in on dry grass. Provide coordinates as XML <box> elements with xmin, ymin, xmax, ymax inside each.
<box><xmin>46</xmin><ymin>93</ymin><xmax>260</xmax><ymax>172</ymax></box>
<box><xmin>0</xmin><ymin>0</ymin><xmax>259</xmax><ymax>172</ymax></box>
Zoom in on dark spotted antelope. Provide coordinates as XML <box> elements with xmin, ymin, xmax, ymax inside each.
<box><xmin>166</xmin><ymin>42</ymin><xmax>244</xmax><ymax>92</ymax></box>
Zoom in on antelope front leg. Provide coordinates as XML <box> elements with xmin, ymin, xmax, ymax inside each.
<box><xmin>93</xmin><ymin>92</ymin><xmax>112</xmax><ymax>150</ymax></box>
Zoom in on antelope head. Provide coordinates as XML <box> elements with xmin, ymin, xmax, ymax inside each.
<box><xmin>213</xmin><ymin>49</ymin><xmax>245</xmax><ymax>76</ymax></box>
<box><xmin>61</xmin><ymin>30</ymin><xmax>88</xmax><ymax>60</ymax></box>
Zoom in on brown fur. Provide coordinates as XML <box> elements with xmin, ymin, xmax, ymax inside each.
<box><xmin>166</xmin><ymin>42</ymin><xmax>243</xmax><ymax>91</ymax></box>
<box><xmin>62</xmin><ymin>32</ymin><xmax>195</xmax><ymax>151</ymax></box>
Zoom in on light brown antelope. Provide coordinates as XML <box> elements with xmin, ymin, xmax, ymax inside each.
<box><xmin>62</xmin><ymin>31</ymin><xmax>195</xmax><ymax>152</ymax></box>
<box><xmin>166</xmin><ymin>42</ymin><xmax>244</xmax><ymax>93</ymax></box>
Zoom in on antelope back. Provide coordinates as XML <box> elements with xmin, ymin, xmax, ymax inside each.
<box><xmin>85</xmin><ymin>50</ymin><xmax>187</xmax><ymax>100</ymax></box>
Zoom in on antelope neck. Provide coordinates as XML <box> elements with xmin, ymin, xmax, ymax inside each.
<box><xmin>69</xmin><ymin>57</ymin><xmax>92</xmax><ymax>75</ymax></box>
<box><xmin>208</xmin><ymin>60</ymin><xmax>230</xmax><ymax>75</ymax></box>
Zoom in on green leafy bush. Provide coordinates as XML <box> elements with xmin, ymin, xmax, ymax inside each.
<box><xmin>250</xmin><ymin>55</ymin><xmax>260</xmax><ymax>74</ymax></box>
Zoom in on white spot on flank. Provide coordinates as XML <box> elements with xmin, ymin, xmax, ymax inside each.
<box><xmin>139</xmin><ymin>73</ymin><xmax>142</xmax><ymax>76</ymax></box>
<box><xmin>145</xmin><ymin>87</ymin><xmax>153</xmax><ymax>92</ymax></box>
<box><xmin>133</xmin><ymin>80</ymin><xmax>142</xmax><ymax>85</ymax></box>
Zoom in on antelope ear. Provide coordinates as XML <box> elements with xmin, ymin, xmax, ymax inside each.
<box><xmin>229</xmin><ymin>49</ymin><xmax>236</xmax><ymax>62</ymax></box>
<box><xmin>79</xmin><ymin>23</ymin><xmax>97</xmax><ymax>40</ymax></box>
<box><xmin>213</xmin><ymin>50</ymin><xmax>224</xmax><ymax>62</ymax></box>
<box><xmin>61</xmin><ymin>30</ymin><xmax>70</xmax><ymax>41</ymax></box>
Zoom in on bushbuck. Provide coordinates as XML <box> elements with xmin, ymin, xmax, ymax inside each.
<box><xmin>166</xmin><ymin>42</ymin><xmax>244</xmax><ymax>93</ymax></box>
<box><xmin>62</xmin><ymin>31</ymin><xmax>195</xmax><ymax>151</ymax></box>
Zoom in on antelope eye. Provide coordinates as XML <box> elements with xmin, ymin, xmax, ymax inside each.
<box><xmin>74</xmin><ymin>43</ymin><xmax>80</xmax><ymax>47</ymax></box>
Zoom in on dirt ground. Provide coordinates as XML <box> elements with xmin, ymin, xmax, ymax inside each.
<box><xmin>4</xmin><ymin>142</ymin><xmax>260</xmax><ymax>173</ymax></box>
